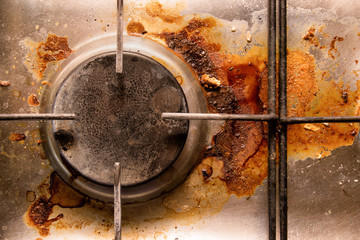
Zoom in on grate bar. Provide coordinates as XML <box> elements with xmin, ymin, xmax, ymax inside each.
<box><xmin>282</xmin><ymin>116</ymin><xmax>360</xmax><ymax>124</ymax></box>
<box><xmin>162</xmin><ymin>112</ymin><xmax>277</xmax><ymax>121</ymax></box>
<box><xmin>268</xmin><ymin>0</ymin><xmax>277</xmax><ymax>239</ymax></box>
<box><xmin>279</xmin><ymin>0</ymin><xmax>288</xmax><ymax>239</ymax></box>
<box><xmin>114</xmin><ymin>162</ymin><xmax>122</xmax><ymax>240</ymax></box>
<box><xmin>0</xmin><ymin>113</ymin><xmax>75</xmax><ymax>121</ymax></box>
<box><xmin>116</xmin><ymin>0</ymin><xmax>124</xmax><ymax>73</ymax></box>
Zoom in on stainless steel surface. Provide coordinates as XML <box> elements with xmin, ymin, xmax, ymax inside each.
<box><xmin>114</xmin><ymin>162</ymin><xmax>122</xmax><ymax>240</ymax></box>
<box><xmin>0</xmin><ymin>113</ymin><xmax>75</xmax><ymax>121</ymax></box>
<box><xmin>162</xmin><ymin>112</ymin><xmax>277</xmax><ymax>121</ymax></box>
<box><xmin>116</xmin><ymin>0</ymin><xmax>124</xmax><ymax>73</ymax></box>
<box><xmin>1</xmin><ymin>0</ymin><xmax>360</xmax><ymax>239</ymax></box>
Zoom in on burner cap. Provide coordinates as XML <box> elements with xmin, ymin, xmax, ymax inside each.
<box><xmin>52</xmin><ymin>52</ymin><xmax>189</xmax><ymax>186</ymax></box>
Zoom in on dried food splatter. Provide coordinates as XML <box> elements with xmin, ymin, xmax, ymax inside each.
<box><xmin>303</xmin><ymin>26</ymin><xmax>319</xmax><ymax>47</ymax></box>
<box><xmin>328</xmin><ymin>36</ymin><xmax>344</xmax><ymax>59</ymax></box>
<box><xmin>28</xmin><ymin>197</ymin><xmax>63</xmax><ymax>237</ymax></box>
<box><xmin>127</xmin><ymin>21</ymin><xmax>147</xmax><ymax>35</ymax></box>
<box><xmin>286</xmin><ymin>51</ymin><xmax>359</xmax><ymax>160</ymax></box>
<box><xmin>26</xmin><ymin>191</ymin><xmax>36</xmax><ymax>202</ymax></box>
<box><xmin>302</xmin><ymin>27</ymin><xmax>344</xmax><ymax>60</ymax></box>
<box><xmin>26</xmin><ymin>172</ymin><xmax>86</xmax><ymax>237</ymax></box>
<box><xmin>28</xmin><ymin>94</ymin><xmax>40</xmax><ymax>106</ymax></box>
<box><xmin>9</xmin><ymin>133</ymin><xmax>26</xmax><ymax>141</ymax></box>
<box><xmin>23</xmin><ymin>34</ymin><xmax>73</xmax><ymax>80</ymax></box>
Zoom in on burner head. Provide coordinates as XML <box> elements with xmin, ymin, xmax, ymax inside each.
<box><xmin>52</xmin><ymin>52</ymin><xmax>189</xmax><ymax>186</ymax></box>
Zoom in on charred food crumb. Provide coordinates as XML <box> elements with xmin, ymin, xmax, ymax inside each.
<box><xmin>200</xmin><ymin>74</ymin><xmax>221</xmax><ymax>89</ymax></box>
<box><xmin>0</xmin><ymin>80</ymin><xmax>11</xmax><ymax>87</ymax></box>
<box><xmin>28</xmin><ymin>94</ymin><xmax>40</xmax><ymax>106</ymax></box>
<box><xmin>304</xmin><ymin>124</ymin><xmax>320</xmax><ymax>132</ymax></box>
<box><xmin>303</xmin><ymin>27</ymin><xmax>316</xmax><ymax>40</ymax></box>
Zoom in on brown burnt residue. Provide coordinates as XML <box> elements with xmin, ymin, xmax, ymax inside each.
<box><xmin>28</xmin><ymin>197</ymin><xmax>63</xmax><ymax>237</ymax></box>
<box><xmin>127</xmin><ymin>9</ymin><xmax>360</xmax><ymax>204</ymax></box>
<box><xmin>23</xmin><ymin>34</ymin><xmax>73</xmax><ymax>80</ymax></box>
<box><xmin>49</xmin><ymin>172</ymin><xmax>86</xmax><ymax>207</ymax></box>
<box><xmin>9</xmin><ymin>133</ymin><xmax>26</xmax><ymax>142</ymax></box>
<box><xmin>157</xmin><ymin>17</ymin><xmax>268</xmax><ymax>197</ymax></box>
<box><xmin>159</xmin><ymin>19</ymin><xmax>219</xmax><ymax>77</ymax></box>
<box><xmin>28</xmin><ymin>94</ymin><xmax>40</xmax><ymax>106</ymax></box>
<box><xmin>328</xmin><ymin>36</ymin><xmax>344</xmax><ymax>59</ymax></box>
<box><xmin>26</xmin><ymin>172</ymin><xmax>86</xmax><ymax>237</ymax></box>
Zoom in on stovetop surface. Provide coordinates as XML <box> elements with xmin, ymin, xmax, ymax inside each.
<box><xmin>1</xmin><ymin>0</ymin><xmax>360</xmax><ymax>239</ymax></box>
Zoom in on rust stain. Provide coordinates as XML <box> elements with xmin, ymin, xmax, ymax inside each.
<box><xmin>9</xmin><ymin>133</ymin><xmax>26</xmax><ymax>142</ymax></box>
<box><xmin>28</xmin><ymin>94</ymin><xmax>40</xmax><ymax>106</ymax></box>
<box><xmin>23</xmin><ymin>34</ymin><xmax>73</xmax><ymax>80</ymax></box>
<box><xmin>25</xmin><ymin>172</ymin><xmax>86</xmax><ymax>237</ymax></box>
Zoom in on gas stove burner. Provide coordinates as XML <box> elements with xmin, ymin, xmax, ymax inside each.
<box><xmin>52</xmin><ymin>52</ymin><xmax>189</xmax><ymax>186</ymax></box>
<box><xmin>40</xmin><ymin>35</ymin><xmax>210</xmax><ymax>203</ymax></box>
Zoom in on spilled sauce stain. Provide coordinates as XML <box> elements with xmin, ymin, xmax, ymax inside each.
<box><xmin>23</xmin><ymin>34</ymin><xmax>73</xmax><ymax>80</ymax></box>
<box><xmin>25</xmin><ymin>172</ymin><xmax>86</xmax><ymax>237</ymax></box>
